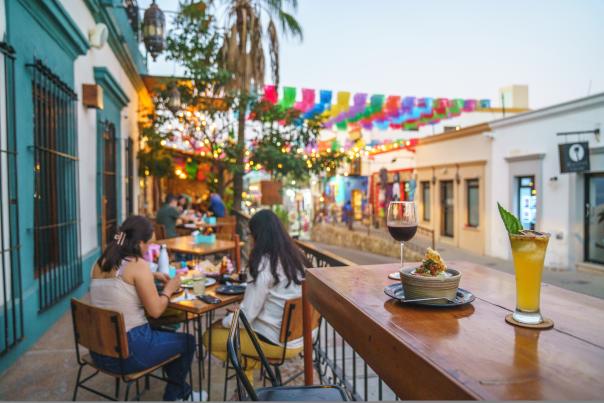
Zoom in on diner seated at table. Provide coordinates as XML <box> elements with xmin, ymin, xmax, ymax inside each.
<box><xmin>208</xmin><ymin>193</ymin><xmax>226</xmax><ymax>218</ymax></box>
<box><xmin>156</xmin><ymin>194</ymin><xmax>182</xmax><ymax>238</ymax></box>
<box><xmin>203</xmin><ymin>209</ymin><xmax>309</xmax><ymax>382</ymax></box>
<box><xmin>89</xmin><ymin>215</ymin><xmax>194</xmax><ymax>401</ymax></box>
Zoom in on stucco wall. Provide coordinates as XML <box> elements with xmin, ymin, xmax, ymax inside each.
<box><xmin>60</xmin><ymin>0</ymin><xmax>141</xmax><ymax>255</ymax></box>
<box><xmin>488</xmin><ymin>98</ymin><xmax>604</xmax><ymax>268</ymax></box>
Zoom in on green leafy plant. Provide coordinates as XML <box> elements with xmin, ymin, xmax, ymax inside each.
<box><xmin>218</xmin><ymin>0</ymin><xmax>304</xmax><ymax>211</ymax></box>
<box><xmin>273</xmin><ymin>204</ymin><xmax>290</xmax><ymax>230</ymax></box>
<box><xmin>497</xmin><ymin>202</ymin><xmax>523</xmax><ymax>234</ymax></box>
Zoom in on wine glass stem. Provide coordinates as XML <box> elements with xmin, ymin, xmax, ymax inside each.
<box><xmin>400</xmin><ymin>241</ymin><xmax>405</xmax><ymax>270</ymax></box>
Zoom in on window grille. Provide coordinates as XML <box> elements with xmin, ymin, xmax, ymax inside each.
<box><xmin>125</xmin><ymin>137</ymin><xmax>134</xmax><ymax>216</ymax></box>
<box><xmin>0</xmin><ymin>41</ymin><xmax>24</xmax><ymax>355</ymax></box>
<box><xmin>101</xmin><ymin>121</ymin><xmax>118</xmax><ymax>249</ymax></box>
<box><xmin>29</xmin><ymin>59</ymin><xmax>82</xmax><ymax>311</ymax></box>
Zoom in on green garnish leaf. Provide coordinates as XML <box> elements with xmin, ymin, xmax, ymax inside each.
<box><xmin>497</xmin><ymin>202</ymin><xmax>522</xmax><ymax>234</ymax></box>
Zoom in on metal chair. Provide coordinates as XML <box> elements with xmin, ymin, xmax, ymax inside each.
<box><xmin>222</xmin><ymin>296</ymin><xmax>321</xmax><ymax>398</ymax></box>
<box><xmin>70</xmin><ymin>299</ymin><xmax>182</xmax><ymax>401</ymax></box>
<box><xmin>227</xmin><ymin>308</ymin><xmax>348</xmax><ymax>401</ymax></box>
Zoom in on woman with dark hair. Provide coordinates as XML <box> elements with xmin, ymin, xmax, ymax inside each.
<box><xmin>203</xmin><ymin>209</ymin><xmax>310</xmax><ymax>380</ymax></box>
<box><xmin>90</xmin><ymin>215</ymin><xmax>194</xmax><ymax>401</ymax></box>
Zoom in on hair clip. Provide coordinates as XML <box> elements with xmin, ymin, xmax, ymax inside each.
<box><xmin>114</xmin><ymin>231</ymin><xmax>126</xmax><ymax>246</ymax></box>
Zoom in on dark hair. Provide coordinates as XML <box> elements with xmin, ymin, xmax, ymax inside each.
<box><xmin>178</xmin><ymin>194</ymin><xmax>189</xmax><ymax>209</ymax></box>
<box><xmin>96</xmin><ymin>215</ymin><xmax>154</xmax><ymax>272</ymax></box>
<box><xmin>248</xmin><ymin>209</ymin><xmax>308</xmax><ymax>287</ymax></box>
<box><xmin>165</xmin><ymin>194</ymin><xmax>176</xmax><ymax>204</ymax></box>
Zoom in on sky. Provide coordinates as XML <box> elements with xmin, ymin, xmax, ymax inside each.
<box><xmin>141</xmin><ymin>0</ymin><xmax>604</xmax><ymax>109</ymax></box>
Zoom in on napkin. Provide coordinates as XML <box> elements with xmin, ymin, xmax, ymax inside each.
<box><xmin>171</xmin><ymin>291</ymin><xmax>196</xmax><ymax>303</ymax></box>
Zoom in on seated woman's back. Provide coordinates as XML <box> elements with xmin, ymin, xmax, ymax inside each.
<box><xmin>90</xmin><ymin>259</ymin><xmax>148</xmax><ymax>332</ymax></box>
<box><xmin>237</xmin><ymin>209</ymin><xmax>309</xmax><ymax>347</ymax></box>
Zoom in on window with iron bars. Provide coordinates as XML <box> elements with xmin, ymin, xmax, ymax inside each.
<box><xmin>30</xmin><ymin>59</ymin><xmax>82</xmax><ymax>312</ymax></box>
<box><xmin>125</xmin><ymin>137</ymin><xmax>134</xmax><ymax>216</ymax></box>
<box><xmin>0</xmin><ymin>41</ymin><xmax>24</xmax><ymax>356</ymax></box>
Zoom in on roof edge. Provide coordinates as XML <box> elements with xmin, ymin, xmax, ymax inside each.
<box><xmin>490</xmin><ymin>92</ymin><xmax>604</xmax><ymax>129</ymax></box>
<box><xmin>417</xmin><ymin>123</ymin><xmax>491</xmax><ymax>146</ymax></box>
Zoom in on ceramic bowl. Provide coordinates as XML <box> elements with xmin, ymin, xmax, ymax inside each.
<box><xmin>399</xmin><ymin>268</ymin><xmax>461</xmax><ymax>303</ymax></box>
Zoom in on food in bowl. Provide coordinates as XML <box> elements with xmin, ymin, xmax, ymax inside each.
<box><xmin>413</xmin><ymin>248</ymin><xmax>451</xmax><ymax>277</ymax></box>
<box><xmin>399</xmin><ymin>248</ymin><xmax>460</xmax><ymax>303</ymax></box>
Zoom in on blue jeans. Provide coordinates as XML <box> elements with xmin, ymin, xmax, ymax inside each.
<box><xmin>91</xmin><ymin>324</ymin><xmax>195</xmax><ymax>401</ymax></box>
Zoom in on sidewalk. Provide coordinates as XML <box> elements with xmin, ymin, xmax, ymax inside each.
<box><xmin>314</xmin><ymin>222</ymin><xmax>604</xmax><ymax>300</ymax></box>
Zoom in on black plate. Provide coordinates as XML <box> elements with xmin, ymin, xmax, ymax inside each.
<box><xmin>384</xmin><ymin>283</ymin><xmax>475</xmax><ymax>307</ymax></box>
<box><xmin>216</xmin><ymin>284</ymin><xmax>246</xmax><ymax>295</ymax></box>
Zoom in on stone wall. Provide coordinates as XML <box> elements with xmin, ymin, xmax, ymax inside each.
<box><xmin>311</xmin><ymin>224</ymin><xmax>423</xmax><ymax>261</ymax></box>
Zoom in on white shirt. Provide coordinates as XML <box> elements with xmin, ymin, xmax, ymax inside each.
<box><xmin>223</xmin><ymin>256</ymin><xmax>308</xmax><ymax>348</ymax></box>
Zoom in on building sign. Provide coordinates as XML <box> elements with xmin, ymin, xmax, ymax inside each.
<box><xmin>559</xmin><ymin>142</ymin><xmax>590</xmax><ymax>173</ymax></box>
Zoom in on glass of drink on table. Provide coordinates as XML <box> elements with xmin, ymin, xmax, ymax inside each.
<box><xmin>192</xmin><ymin>271</ymin><xmax>206</xmax><ymax>296</ymax></box>
<box><xmin>509</xmin><ymin>230</ymin><xmax>550</xmax><ymax>324</ymax></box>
<box><xmin>387</xmin><ymin>201</ymin><xmax>418</xmax><ymax>271</ymax></box>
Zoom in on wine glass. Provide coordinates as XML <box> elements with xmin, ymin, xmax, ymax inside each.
<box><xmin>387</xmin><ymin>201</ymin><xmax>418</xmax><ymax>271</ymax></box>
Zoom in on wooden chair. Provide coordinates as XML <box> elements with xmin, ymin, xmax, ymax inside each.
<box><xmin>154</xmin><ymin>223</ymin><xmax>167</xmax><ymax>240</ymax></box>
<box><xmin>222</xmin><ymin>297</ymin><xmax>322</xmax><ymax>398</ymax></box>
<box><xmin>70</xmin><ymin>299</ymin><xmax>182</xmax><ymax>401</ymax></box>
<box><xmin>226</xmin><ymin>308</ymin><xmax>347</xmax><ymax>401</ymax></box>
<box><xmin>216</xmin><ymin>216</ymin><xmax>236</xmax><ymax>238</ymax></box>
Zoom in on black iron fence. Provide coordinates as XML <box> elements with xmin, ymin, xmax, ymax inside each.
<box><xmin>29</xmin><ymin>59</ymin><xmax>82</xmax><ymax>311</ymax></box>
<box><xmin>0</xmin><ymin>41</ymin><xmax>24</xmax><ymax>356</ymax></box>
<box><xmin>234</xmin><ymin>210</ymin><xmax>398</xmax><ymax>400</ymax></box>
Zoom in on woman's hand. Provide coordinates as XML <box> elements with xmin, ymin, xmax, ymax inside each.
<box><xmin>153</xmin><ymin>272</ymin><xmax>170</xmax><ymax>284</ymax></box>
<box><xmin>163</xmin><ymin>274</ymin><xmax>182</xmax><ymax>295</ymax></box>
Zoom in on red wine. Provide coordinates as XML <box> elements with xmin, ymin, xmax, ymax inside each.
<box><xmin>387</xmin><ymin>223</ymin><xmax>418</xmax><ymax>242</ymax></box>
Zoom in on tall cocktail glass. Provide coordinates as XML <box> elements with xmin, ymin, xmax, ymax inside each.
<box><xmin>508</xmin><ymin>230</ymin><xmax>550</xmax><ymax>324</ymax></box>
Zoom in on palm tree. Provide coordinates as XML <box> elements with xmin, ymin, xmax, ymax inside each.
<box><xmin>217</xmin><ymin>0</ymin><xmax>303</xmax><ymax>211</ymax></box>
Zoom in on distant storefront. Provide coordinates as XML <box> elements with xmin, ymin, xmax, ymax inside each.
<box><xmin>324</xmin><ymin>175</ymin><xmax>369</xmax><ymax>220</ymax></box>
<box><xmin>412</xmin><ymin>94</ymin><xmax>604</xmax><ymax>272</ymax></box>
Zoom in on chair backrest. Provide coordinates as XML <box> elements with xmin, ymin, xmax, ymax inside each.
<box><xmin>227</xmin><ymin>308</ymin><xmax>278</xmax><ymax>400</ymax></box>
<box><xmin>279</xmin><ymin>297</ymin><xmax>321</xmax><ymax>344</ymax></box>
<box><xmin>71</xmin><ymin>298</ymin><xmax>129</xmax><ymax>359</ymax></box>
<box><xmin>154</xmin><ymin>223</ymin><xmax>167</xmax><ymax>240</ymax></box>
<box><xmin>217</xmin><ymin>216</ymin><xmax>236</xmax><ymax>238</ymax></box>
<box><xmin>217</xmin><ymin>216</ymin><xmax>236</xmax><ymax>225</ymax></box>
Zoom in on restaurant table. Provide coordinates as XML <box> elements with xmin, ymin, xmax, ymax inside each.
<box><xmin>301</xmin><ymin>261</ymin><xmax>604</xmax><ymax>400</ymax></box>
<box><xmin>169</xmin><ymin>284</ymin><xmax>243</xmax><ymax>400</ymax></box>
<box><xmin>163</xmin><ymin>235</ymin><xmax>241</xmax><ymax>272</ymax></box>
<box><xmin>176</xmin><ymin>222</ymin><xmax>235</xmax><ymax>236</ymax></box>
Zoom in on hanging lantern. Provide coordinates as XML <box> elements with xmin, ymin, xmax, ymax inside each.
<box><xmin>167</xmin><ymin>83</ymin><xmax>181</xmax><ymax>113</ymax></box>
<box><xmin>142</xmin><ymin>0</ymin><xmax>165</xmax><ymax>61</ymax></box>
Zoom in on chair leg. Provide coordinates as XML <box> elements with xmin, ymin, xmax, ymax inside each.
<box><xmin>72</xmin><ymin>365</ymin><xmax>84</xmax><ymax>401</ymax></box>
<box><xmin>274</xmin><ymin>365</ymin><xmax>282</xmax><ymax>386</ymax></box>
<box><xmin>223</xmin><ymin>361</ymin><xmax>230</xmax><ymax>401</ymax></box>
<box><xmin>114</xmin><ymin>378</ymin><xmax>120</xmax><ymax>399</ymax></box>
<box><xmin>124</xmin><ymin>382</ymin><xmax>132</xmax><ymax>401</ymax></box>
<box><xmin>135</xmin><ymin>379</ymin><xmax>141</xmax><ymax>400</ymax></box>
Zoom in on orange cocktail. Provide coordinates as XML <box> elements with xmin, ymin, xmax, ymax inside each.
<box><xmin>509</xmin><ymin>231</ymin><xmax>550</xmax><ymax>324</ymax></box>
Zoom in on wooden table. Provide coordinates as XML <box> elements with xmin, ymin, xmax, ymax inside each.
<box><xmin>163</xmin><ymin>235</ymin><xmax>241</xmax><ymax>272</ymax></box>
<box><xmin>302</xmin><ymin>262</ymin><xmax>604</xmax><ymax>400</ymax></box>
<box><xmin>169</xmin><ymin>284</ymin><xmax>243</xmax><ymax>400</ymax></box>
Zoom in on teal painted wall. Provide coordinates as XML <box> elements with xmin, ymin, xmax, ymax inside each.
<box><xmin>0</xmin><ymin>0</ymin><xmax>94</xmax><ymax>374</ymax></box>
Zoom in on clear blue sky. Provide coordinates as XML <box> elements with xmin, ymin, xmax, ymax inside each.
<box><xmin>144</xmin><ymin>0</ymin><xmax>604</xmax><ymax>109</ymax></box>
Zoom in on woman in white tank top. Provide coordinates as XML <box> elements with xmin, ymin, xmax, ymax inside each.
<box><xmin>90</xmin><ymin>215</ymin><xmax>194</xmax><ymax>401</ymax></box>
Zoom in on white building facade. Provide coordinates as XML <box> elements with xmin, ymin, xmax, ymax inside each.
<box><xmin>488</xmin><ymin>93</ymin><xmax>604</xmax><ymax>271</ymax></box>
